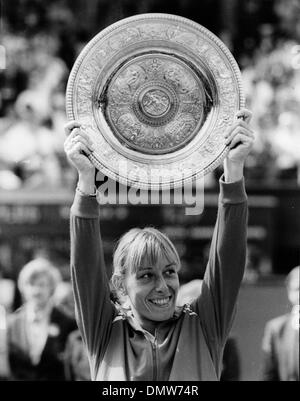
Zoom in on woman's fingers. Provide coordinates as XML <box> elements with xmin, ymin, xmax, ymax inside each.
<box><xmin>236</xmin><ymin>108</ymin><xmax>252</xmax><ymax>123</ymax></box>
<box><xmin>224</xmin><ymin>108</ymin><xmax>255</xmax><ymax>164</ymax></box>
<box><xmin>65</xmin><ymin>133</ymin><xmax>94</xmax><ymax>153</ymax></box>
<box><xmin>225</xmin><ymin>126</ymin><xmax>255</xmax><ymax>146</ymax></box>
<box><xmin>224</xmin><ymin>109</ymin><xmax>254</xmax><ymax>150</ymax></box>
<box><xmin>68</xmin><ymin>141</ymin><xmax>93</xmax><ymax>157</ymax></box>
<box><xmin>228</xmin><ymin>132</ymin><xmax>254</xmax><ymax>149</ymax></box>
<box><xmin>64</xmin><ymin>120</ymin><xmax>81</xmax><ymax>136</ymax></box>
<box><xmin>64</xmin><ymin>122</ymin><xmax>95</xmax><ymax>154</ymax></box>
<box><xmin>63</xmin><ymin>121</ymin><xmax>95</xmax><ymax>173</ymax></box>
<box><xmin>224</xmin><ymin>119</ymin><xmax>254</xmax><ymax>138</ymax></box>
<box><xmin>73</xmin><ymin>134</ymin><xmax>94</xmax><ymax>152</ymax></box>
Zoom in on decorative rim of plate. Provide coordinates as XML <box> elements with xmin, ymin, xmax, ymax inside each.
<box><xmin>66</xmin><ymin>13</ymin><xmax>245</xmax><ymax>190</ymax></box>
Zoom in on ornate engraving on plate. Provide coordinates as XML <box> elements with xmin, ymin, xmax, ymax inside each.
<box><xmin>101</xmin><ymin>54</ymin><xmax>213</xmax><ymax>154</ymax></box>
<box><xmin>132</xmin><ymin>81</ymin><xmax>179</xmax><ymax>126</ymax></box>
<box><xmin>141</xmin><ymin>89</ymin><xmax>170</xmax><ymax>117</ymax></box>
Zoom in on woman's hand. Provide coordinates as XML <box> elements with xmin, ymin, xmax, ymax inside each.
<box><xmin>64</xmin><ymin>121</ymin><xmax>96</xmax><ymax>191</ymax></box>
<box><xmin>223</xmin><ymin>108</ymin><xmax>255</xmax><ymax>182</ymax></box>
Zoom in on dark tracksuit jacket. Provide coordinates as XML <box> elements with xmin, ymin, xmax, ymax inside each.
<box><xmin>70</xmin><ymin>176</ymin><xmax>248</xmax><ymax>381</ymax></box>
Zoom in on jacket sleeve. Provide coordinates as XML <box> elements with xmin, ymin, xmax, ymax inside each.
<box><xmin>193</xmin><ymin>175</ymin><xmax>248</xmax><ymax>375</ymax></box>
<box><xmin>220</xmin><ymin>336</ymin><xmax>241</xmax><ymax>381</ymax></box>
<box><xmin>70</xmin><ymin>192</ymin><xmax>115</xmax><ymax>378</ymax></box>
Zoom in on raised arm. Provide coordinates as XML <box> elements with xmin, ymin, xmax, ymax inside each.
<box><xmin>64</xmin><ymin>122</ymin><xmax>115</xmax><ymax>375</ymax></box>
<box><xmin>195</xmin><ymin>109</ymin><xmax>255</xmax><ymax>372</ymax></box>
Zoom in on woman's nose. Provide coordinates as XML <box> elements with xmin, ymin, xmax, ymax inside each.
<box><xmin>155</xmin><ymin>276</ymin><xmax>168</xmax><ymax>292</ymax></box>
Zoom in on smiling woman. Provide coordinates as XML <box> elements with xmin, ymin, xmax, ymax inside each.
<box><xmin>122</xmin><ymin>252</ymin><xmax>180</xmax><ymax>333</ymax></box>
<box><xmin>110</xmin><ymin>227</ymin><xmax>181</xmax><ymax>332</ymax></box>
<box><xmin>65</xmin><ymin>108</ymin><xmax>255</xmax><ymax>381</ymax></box>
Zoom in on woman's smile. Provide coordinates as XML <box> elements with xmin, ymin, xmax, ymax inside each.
<box><xmin>148</xmin><ymin>296</ymin><xmax>172</xmax><ymax>307</ymax></box>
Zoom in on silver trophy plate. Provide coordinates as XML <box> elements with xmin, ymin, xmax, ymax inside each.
<box><xmin>66</xmin><ymin>13</ymin><xmax>244</xmax><ymax>190</ymax></box>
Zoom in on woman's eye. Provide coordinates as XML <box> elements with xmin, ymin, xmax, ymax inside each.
<box><xmin>165</xmin><ymin>270</ymin><xmax>176</xmax><ymax>276</ymax></box>
<box><xmin>140</xmin><ymin>273</ymin><xmax>152</xmax><ymax>279</ymax></box>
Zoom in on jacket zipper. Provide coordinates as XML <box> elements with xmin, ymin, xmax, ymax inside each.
<box><xmin>151</xmin><ymin>331</ymin><xmax>158</xmax><ymax>381</ymax></box>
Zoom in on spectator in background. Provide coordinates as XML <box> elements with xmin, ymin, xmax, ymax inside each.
<box><xmin>261</xmin><ymin>266</ymin><xmax>299</xmax><ymax>381</ymax></box>
<box><xmin>54</xmin><ymin>281</ymin><xmax>90</xmax><ymax>381</ymax></box>
<box><xmin>6</xmin><ymin>258</ymin><xmax>77</xmax><ymax>381</ymax></box>
<box><xmin>0</xmin><ymin>268</ymin><xmax>14</xmax><ymax>380</ymax></box>
<box><xmin>0</xmin><ymin>269</ymin><xmax>16</xmax><ymax>313</ymax></box>
<box><xmin>0</xmin><ymin>89</ymin><xmax>63</xmax><ymax>190</ymax></box>
<box><xmin>177</xmin><ymin>279</ymin><xmax>241</xmax><ymax>381</ymax></box>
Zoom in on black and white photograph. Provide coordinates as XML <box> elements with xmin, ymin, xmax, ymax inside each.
<box><xmin>0</xmin><ymin>0</ymin><xmax>299</xmax><ymax>386</ymax></box>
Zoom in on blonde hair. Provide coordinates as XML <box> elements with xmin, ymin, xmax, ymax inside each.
<box><xmin>111</xmin><ymin>227</ymin><xmax>180</xmax><ymax>303</ymax></box>
<box><xmin>18</xmin><ymin>258</ymin><xmax>62</xmax><ymax>296</ymax></box>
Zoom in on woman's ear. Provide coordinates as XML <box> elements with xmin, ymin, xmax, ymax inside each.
<box><xmin>119</xmin><ymin>281</ymin><xmax>127</xmax><ymax>296</ymax></box>
<box><xmin>111</xmin><ymin>274</ymin><xmax>127</xmax><ymax>296</ymax></box>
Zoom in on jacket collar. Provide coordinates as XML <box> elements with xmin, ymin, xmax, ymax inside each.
<box><xmin>113</xmin><ymin>302</ymin><xmax>184</xmax><ymax>336</ymax></box>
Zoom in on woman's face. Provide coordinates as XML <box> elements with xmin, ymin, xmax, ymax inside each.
<box><xmin>124</xmin><ymin>254</ymin><xmax>179</xmax><ymax>334</ymax></box>
<box><xmin>22</xmin><ymin>275</ymin><xmax>54</xmax><ymax>308</ymax></box>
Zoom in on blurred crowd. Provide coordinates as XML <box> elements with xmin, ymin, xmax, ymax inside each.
<box><xmin>0</xmin><ymin>0</ymin><xmax>299</xmax><ymax>190</ymax></box>
<box><xmin>0</xmin><ymin>32</ymin><xmax>75</xmax><ymax>190</ymax></box>
<box><xmin>242</xmin><ymin>39</ymin><xmax>300</xmax><ymax>183</ymax></box>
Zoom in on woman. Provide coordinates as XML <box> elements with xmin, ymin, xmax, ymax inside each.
<box><xmin>7</xmin><ymin>258</ymin><xmax>77</xmax><ymax>380</ymax></box>
<box><xmin>64</xmin><ymin>109</ymin><xmax>254</xmax><ymax>381</ymax></box>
